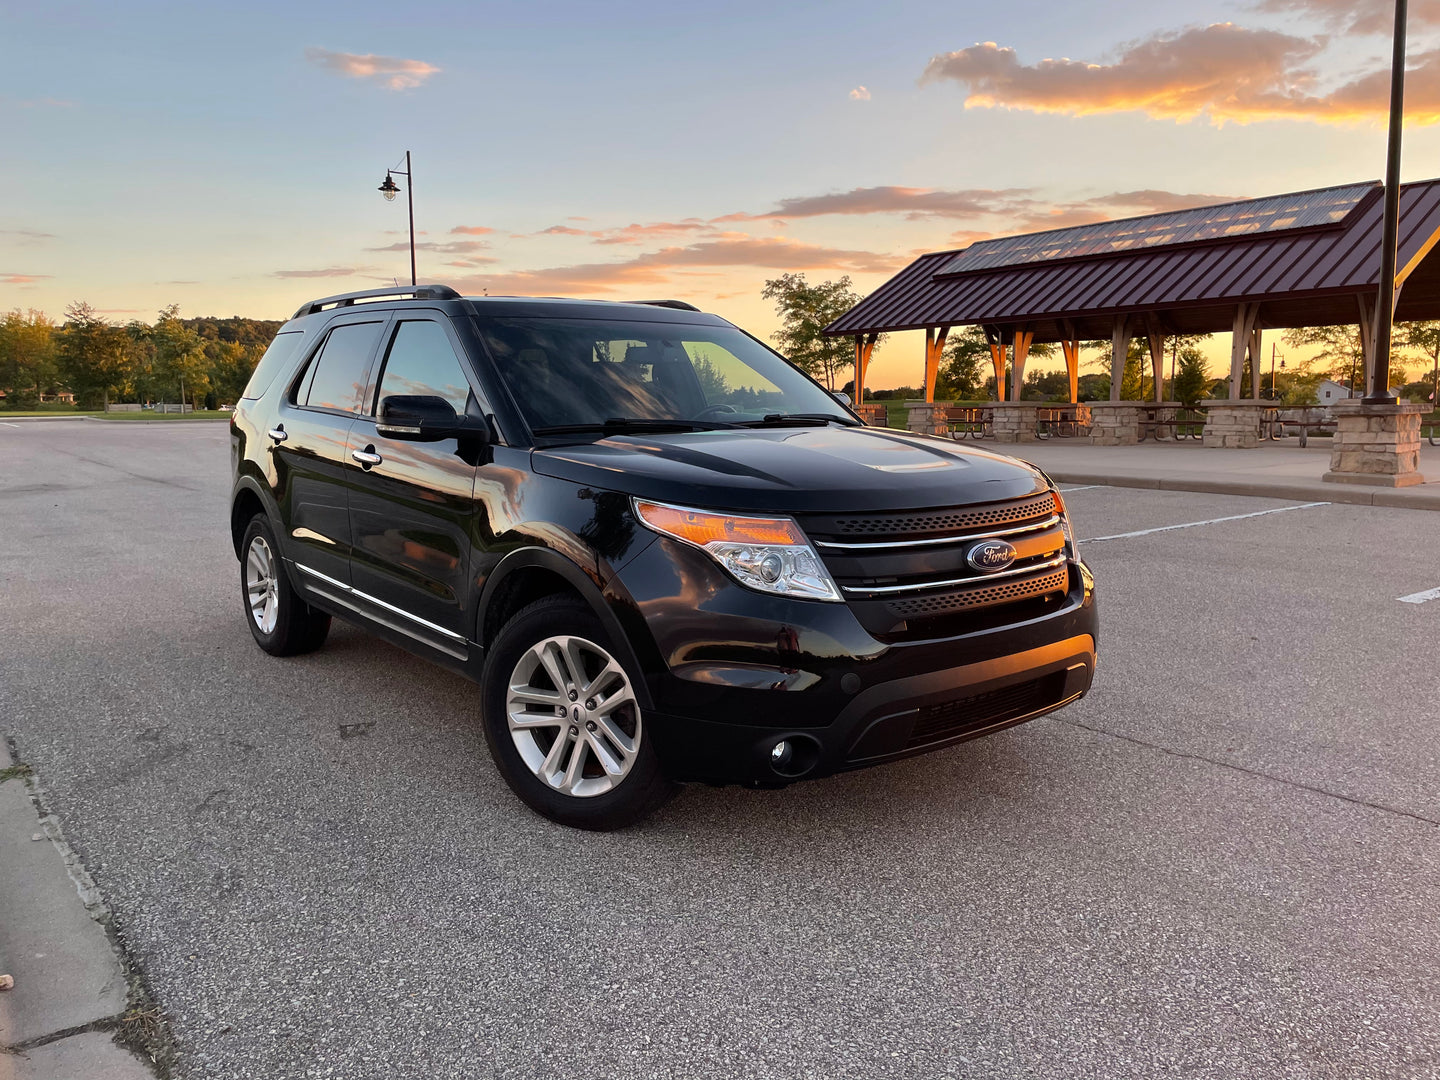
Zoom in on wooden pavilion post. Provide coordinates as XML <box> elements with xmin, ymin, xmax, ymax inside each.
<box><xmin>923</xmin><ymin>326</ymin><xmax>949</xmax><ymax>403</ymax></box>
<box><xmin>1229</xmin><ymin>303</ymin><xmax>1261</xmax><ymax>398</ymax></box>
<box><xmin>1144</xmin><ymin>316</ymin><xmax>1165</xmax><ymax>402</ymax></box>
<box><xmin>1109</xmin><ymin>316</ymin><xmax>1132</xmax><ymax>401</ymax></box>
<box><xmin>853</xmin><ymin>333</ymin><xmax>877</xmax><ymax>405</ymax></box>
<box><xmin>1357</xmin><ymin>293</ymin><xmax>1379</xmax><ymax>393</ymax></box>
<box><xmin>984</xmin><ymin>327</ymin><xmax>1008</xmax><ymax>402</ymax></box>
<box><xmin>1011</xmin><ymin>328</ymin><xmax>1034</xmax><ymax>401</ymax></box>
<box><xmin>1249</xmin><ymin>326</ymin><xmax>1264</xmax><ymax>399</ymax></box>
<box><xmin>1060</xmin><ymin>320</ymin><xmax>1081</xmax><ymax>404</ymax></box>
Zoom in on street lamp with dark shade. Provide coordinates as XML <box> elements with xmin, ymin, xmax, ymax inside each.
<box><xmin>377</xmin><ymin>151</ymin><xmax>416</xmax><ymax>286</ymax></box>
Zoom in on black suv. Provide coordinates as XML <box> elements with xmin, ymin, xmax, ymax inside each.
<box><xmin>230</xmin><ymin>285</ymin><xmax>1096</xmax><ymax>828</ymax></box>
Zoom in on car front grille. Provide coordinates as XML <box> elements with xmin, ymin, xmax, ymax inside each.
<box><xmin>800</xmin><ymin>492</ymin><xmax>1072</xmax><ymax>639</ymax></box>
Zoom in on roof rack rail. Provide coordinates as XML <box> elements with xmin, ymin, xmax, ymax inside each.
<box><xmin>292</xmin><ymin>284</ymin><xmax>462</xmax><ymax>319</ymax></box>
<box><xmin>630</xmin><ymin>299</ymin><xmax>701</xmax><ymax>312</ymax></box>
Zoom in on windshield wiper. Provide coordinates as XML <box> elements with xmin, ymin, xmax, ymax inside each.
<box><xmin>531</xmin><ymin>417</ymin><xmax>724</xmax><ymax>436</ymax></box>
<box><xmin>734</xmin><ymin>413</ymin><xmax>857</xmax><ymax>428</ymax></box>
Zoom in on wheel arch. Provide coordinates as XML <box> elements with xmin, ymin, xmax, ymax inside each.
<box><xmin>478</xmin><ymin>547</ymin><xmax>655</xmax><ymax>710</ymax></box>
<box><xmin>230</xmin><ymin>477</ymin><xmax>279</xmax><ymax>559</ymax></box>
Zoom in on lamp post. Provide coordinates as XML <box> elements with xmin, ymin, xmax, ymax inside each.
<box><xmin>1367</xmin><ymin>0</ymin><xmax>1407</xmax><ymax>402</ymax></box>
<box><xmin>378</xmin><ymin>150</ymin><xmax>416</xmax><ymax>287</ymax></box>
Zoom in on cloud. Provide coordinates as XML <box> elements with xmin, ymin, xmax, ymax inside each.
<box><xmin>850</xmin><ymin>86</ymin><xmax>872</xmax><ymax>100</ymax></box>
<box><xmin>450</xmin><ymin>225</ymin><xmax>494</xmax><ymax>236</ymax></box>
<box><xmin>0</xmin><ymin>229</ymin><xmax>56</xmax><ymax>244</ymax></box>
<box><xmin>272</xmin><ymin>267</ymin><xmax>365</xmax><ymax>279</ymax></box>
<box><xmin>368</xmin><ymin>238</ymin><xmax>491</xmax><ymax>255</ymax></box>
<box><xmin>921</xmin><ymin>23</ymin><xmax>1440</xmax><ymax>125</ymax></box>
<box><xmin>1253</xmin><ymin>0</ymin><xmax>1440</xmax><ymax>35</ymax></box>
<box><xmin>715</xmin><ymin>185</ymin><xmax>1233</xmax><ymax>227</ymax></box>
<box><xmin>719</xmin><ymin>186</ymin><xmax>1036</xmax><ymax>222</ymax></box>
<box><xmin>446</xmin><ymin>237</ymin><xmax>902</xmax><ymax>297</ymax></box>
<box><xmin>593</xmin><ymin>220</ymin><xmax>714</xmax><ymax>245</ymax></box>
<box><xmin>537</xmin><ymin>225</ymin><xmax>590</xmax><ymax>237</ymax></box>
<box><xmin>1</xmin><ymin>273</ymin><xmax>50</xmax><ymax>285</ymax></box>
<box><xmin>304</xmin><ymin>48</ymin><xmax>440</xmax><ymax>91</ymax></box>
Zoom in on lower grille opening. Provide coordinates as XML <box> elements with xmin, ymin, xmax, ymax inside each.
<box><xmin>907</xmin><ymin>671</ymin><xmax>1069</xmax><ymax>749</ymax></box>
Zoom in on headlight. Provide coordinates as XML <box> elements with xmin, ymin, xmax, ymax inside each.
<box><xmin>1052</xmin><ymin>488</ymin><xmax>1078</xmax><ymax>559</ymax></box>
<box><xmin>632</xmin><ymin>499</ymin><xmax>843</xmax><ymax>602</ymax></box>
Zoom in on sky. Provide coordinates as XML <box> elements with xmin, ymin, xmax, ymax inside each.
<box><xmin>6</xmin><ymin>0</ymin><xmax>1440</xmax><ymax>386</ymax></box>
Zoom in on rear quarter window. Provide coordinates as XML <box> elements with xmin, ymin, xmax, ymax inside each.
<box><xmin>240</xmin><ymin>330</ymin><xmax>307</xmax><ymax>401</ymax></box>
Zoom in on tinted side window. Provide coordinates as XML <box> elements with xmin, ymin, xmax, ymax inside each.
<box><xmin>303</xmin><ymin>322</ymin><xmax>384</xmax><ymax>413</ymax></box>
<box><xmin>374</xmin><ymin>321</ymin><xmax>472</xmax><ymax>414</ymax></box>
<box><xmin>241</xmin><ymin>330</ymin><xmax>306</xmax><ymax>401</ymax></box>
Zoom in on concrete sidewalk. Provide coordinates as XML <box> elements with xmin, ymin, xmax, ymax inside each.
<box><xmin>1009</xmin><ymin>439</ymin><xmax>1440</xmax><ymax>509</ymax></box>
<box><xmin>0</xmin><ymin>743</ymin><xmax>155</xmax><ymax>1080</ymax></box>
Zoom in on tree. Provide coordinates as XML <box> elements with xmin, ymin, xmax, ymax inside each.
<box><xmin>0</xmin><ymin>309</ymin><xmax>59</xmax><ymax>408</ymax></box>
<box><xmin>1398</xmin><ymin>321</ymin><xmax>1440</xmax><ymax>404</ymax></box>
<box><xmin>761</xmin><ymin>274</ymin><xmax>875</xmax><ymax>390</ymax></box>
<box><xmin>938</xmin><ymin>326</ymin><xmax>989</xmax><ymax>400</ymax></box>
<box><xmin>150</xmin><ymin>304</ymin><xmax>210</xmax><ymax>408</ymax></box>
<box><xmin>1172</xmin><ymin>346</ymin><xmax>1210</xmax><ymax>406</ymax></box>
<box><xmin>1281</xmin><ymin>323</ymin><xmax>1408</xmax><ymax>393</ymax></box>
<box><xmin>58</xmin><ymin>302</ymin><xmax>135</xmax><ymax>409</ymax></box>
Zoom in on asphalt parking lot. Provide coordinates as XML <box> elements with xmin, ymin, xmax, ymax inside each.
<box><xmin>2</xmin><ymin>419</ymin><xmax>1437</xmax><ymax>1079</ymax></box>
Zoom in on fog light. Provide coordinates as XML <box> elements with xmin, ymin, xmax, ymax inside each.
<box><xmin>770</xmin><ymin>740</ymin><xmax>792</xmax><ymax>768</ymax></box>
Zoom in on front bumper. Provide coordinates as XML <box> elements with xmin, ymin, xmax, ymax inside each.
<box><xmin>610</xmin><ymin>538</ymin><xmax>1097</xmax><ymax>786</ymax></box>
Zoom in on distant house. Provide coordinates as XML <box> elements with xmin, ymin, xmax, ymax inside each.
<box><xmin>1317</xmin><ymin>379</ymin><xmax>1355</xmax><ymax>404</ymax></box>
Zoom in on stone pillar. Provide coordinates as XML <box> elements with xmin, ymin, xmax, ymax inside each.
<box><xmin>1087</xmin><ymin>401</ymin><xmax>1145</xmax><ymax>446</ymax></box>
<box><xmin>1322</xmin><ymin>400</ymin><xmax>1425</xmax><ymax>487</ymax></box>
<box><xmin>990</xmin><ymin>402</ymin><xmax>1040</xmax><ymax>444</ymax></box>
<box><xmin>1201</xmin><ymin>400</ymin><xmax>1266</xmax><ymax>448</ymax></box>
<box><xmin>905</xmin><ymin>400</ymin><xmax>949</xmax><ymax>437</ymax></box>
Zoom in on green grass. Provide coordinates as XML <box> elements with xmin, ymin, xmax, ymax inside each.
<box><xmin>0</xmin><ymin>408</ymin><xmax>231</xmax><ymax>420</ymax></box>
<box><xmin>93</xmin><ymin>410</ymin><xmax>231</xmax><ymax>421</ymax></box>
<box><xmin>0</xmin><ymin>408</ymin><xmax>104</xmax><ymax>417</ymax></box>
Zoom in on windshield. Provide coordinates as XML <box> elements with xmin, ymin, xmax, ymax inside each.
<box><xmin>474</xmin><ymin>316</ymin><xmax>851</xmax><ymax>433</ymax></box>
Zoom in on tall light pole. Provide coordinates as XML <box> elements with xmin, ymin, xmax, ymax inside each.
<box><xmin>378</xmin><ymin>151</ymin><xmax>416</xmax><ymax>287</ymax></box>
<box><xmin>1368</xmin><ymin>0</ymin><xmax>1407</xmax><ymax>403</ymax></box>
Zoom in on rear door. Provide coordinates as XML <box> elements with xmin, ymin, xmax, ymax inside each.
<box><xmin>345</xmin><ymin>315</ymin><xmax>482</xmax><ymax>656</ymax></box>
<box><xmin>270</xmin><ymin>313</ymin><xmax>389</xmax><ymax>587</ymax></box>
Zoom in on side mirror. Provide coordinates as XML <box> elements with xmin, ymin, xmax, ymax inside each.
<box><xmin>832</xmin><ymin>391</ymin><xmax>852</xmax><ymax>406</ymax></box>
<box><xmin>376</xmin><ymin>395</ymin><xmax>488</xmax><ymax>442</ymax></box>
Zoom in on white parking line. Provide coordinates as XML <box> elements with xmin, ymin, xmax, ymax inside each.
<box><xmin>1397</xmin><ymin>586</ymin><xmax>1440</xmax><ymax>605</ymax></box>
<box><xmin>1058</xmin><ymin>485</ymin><xmax>1103</xmax><ymax>493</ymax></box>
<box><xmin>0</xmin><ymin>422</ymin><xmax>18</xmax><ymax>428</ymax></box>
<box><xmin>1078</xmin><ymin>501</ymin><xmax>1329</xmax><ymax>543</ymax></box>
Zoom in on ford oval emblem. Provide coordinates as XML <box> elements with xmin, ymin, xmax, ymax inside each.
<box><xmin>967</xmin><ymin>539</ymin><xmax>1017</xmax><ymax>573</ymax></box>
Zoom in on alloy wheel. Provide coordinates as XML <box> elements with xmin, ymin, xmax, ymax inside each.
<box><xmin>505</xmin><ymin>635</ymin><xmax>641</xmax><ymax>798</ymax></box>
<box><xmin>245</xmin><ymin>534</ymin><xmax>279</xmax><ymax>635</ymax></box>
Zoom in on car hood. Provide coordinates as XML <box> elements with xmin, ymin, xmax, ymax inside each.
<box><xmin>530</xmin><ymin>425</ymin><xmax>1048</xmax><ymax>514</ymax></box>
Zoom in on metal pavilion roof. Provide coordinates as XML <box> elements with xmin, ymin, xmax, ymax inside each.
<box><xmin>825</xmin><ymin>178</ymin><xmax>1440</xmax><ymax>343</ymax></box>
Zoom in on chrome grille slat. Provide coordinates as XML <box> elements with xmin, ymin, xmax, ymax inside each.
<box><xmin>810</xmin><ymin>491</ymin><xmax>1056</xmax><ymax>541</ymax></box>
<box><xmin>815</xmin><ymin>514</ymin><xmax>1060</xmax><ymax>551</ymax></box>
<box><xmin>839</xmin><ymin>553</ymin><xmax>1068</xmax><ymax>597</ymax></box>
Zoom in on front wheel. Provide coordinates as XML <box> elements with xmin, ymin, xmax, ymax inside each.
<box><xmin>480</xmin><ymin>595</ymin><xmax>675</xmax><ymax>829</ymax></box>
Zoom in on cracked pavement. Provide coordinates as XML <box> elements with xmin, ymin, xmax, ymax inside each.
<box><xmin>1</xmin><ymin>419</ymin><xmax>1437</xmax><ymax>1079</ymax></box>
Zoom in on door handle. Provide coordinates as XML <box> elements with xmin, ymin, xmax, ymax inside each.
<box><xmin>351</xmin><ymin>448</ymin><xmax>383</xmax><ymax>468</ymax></box>
<box><xmin>267</xmin><ymin>427</ymin><xmax>288</xmax><ymax>443</ymax></box>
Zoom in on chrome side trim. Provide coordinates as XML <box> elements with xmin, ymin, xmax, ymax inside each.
<box><xmin>294</xmin><ymin>563</ymin><xmax>466</xmax><ymax>643</ymax></box>
<box><xmin>840</xmin><ymin>553</ymin><xmax>1069</xmax><ymax>597</ymax></box>
<box><xmin>815</xmin><ymin>515</ymin><xmax>1062</xmax><ymax>551</ymax></box>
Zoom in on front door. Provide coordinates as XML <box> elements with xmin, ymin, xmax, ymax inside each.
<box><xmin>270</xmin><ymin>314</ymin><xmax>389</xmax><ymax>587</ymax></box>
<box><xmin>346</xmin><ymin>316</ymin><xmax>481</xmax><ymax>657</ymax></box>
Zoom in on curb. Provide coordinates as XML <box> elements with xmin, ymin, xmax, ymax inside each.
<box><xmin>0</xmin><ymin>741</ymin><xmax>167</xmax><ymax>1077</ymax></box>
<box><xmin>1045</xmin><ymin>471</ymin><xmax>1440</xmax><ymax>511</ymax></box>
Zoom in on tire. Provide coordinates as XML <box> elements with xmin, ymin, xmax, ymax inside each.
<box><xmin>239</xmin><ymin>515</ymin><xmax>331</xmax><ymax>657</ymax></box>
<box><xmin>480</xmin><ymin>594</ymin><xmax>676</xmax><ymax>830</ymax></box>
